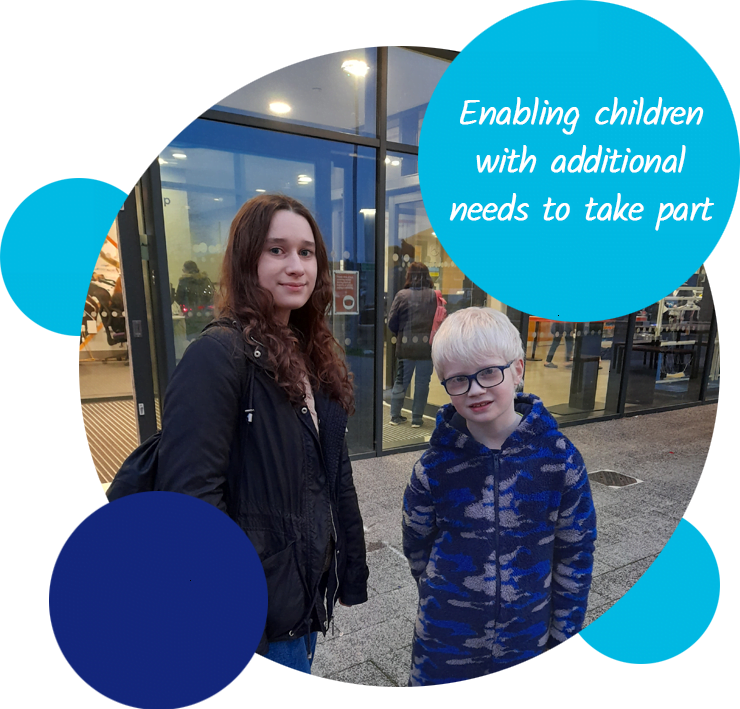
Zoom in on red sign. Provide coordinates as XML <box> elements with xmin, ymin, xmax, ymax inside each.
<box><xmin>333</xmin><ymin>271</ymin><xmax>359</xmax><ymax>315</ymax></box>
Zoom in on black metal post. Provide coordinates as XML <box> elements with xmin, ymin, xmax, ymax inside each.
<box><xmin>374</xmin><ymin>47</ymin><xmax>388</xmax><ymax>457</ymax></box>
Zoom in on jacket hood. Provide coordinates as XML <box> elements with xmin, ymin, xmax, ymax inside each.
<box><xmin>201</xmin><ymin>318</ymin><xmax>272</xmax><ymax>370</ymax></box>
<box><xmin>430</xmin><ymin>392</ymin><xmax>560</xmax><ymax>455</ymax></box>
<box><xmin>180</xmin><ymin>271</ymin><xmax>211</xmax><ymax>282</ymax></box>
<box><xmin>199</xmin><ymin>319</ymin><xmax>348</xmax><ymax>434</ymax></box>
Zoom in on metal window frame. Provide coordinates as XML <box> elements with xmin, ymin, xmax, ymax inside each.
<box><xmin>140</xmin><ymin>161</ymin><xmax>177</xmax><ymax>399</ymax></box>
<box><xmin>401</xmin><ymin>46</ymin><xmax>459</xmax><ymax>62</ymax></box>
<box><xmin>374</xmin><ymin>47</ymin><xmax>388</xmax><ymax>458</ymax></box>
<box><xmin>116</xmin><ymin>190</ymin><xmax>158</xmax><ymax>441</ymax></box>
<box><xmin>201</xmin><ymin>109</ymin><xmax>381</xmax><ymax>149</ymax></box>
<box><xmin>699</xmin><ymin>309</ymin><xmax>718</xmax><ymax>402</ymax></box>
<box><xmin>616</xmin><ymin>313</ymin><xmax>637</xmax><ymax>415</ymax></box>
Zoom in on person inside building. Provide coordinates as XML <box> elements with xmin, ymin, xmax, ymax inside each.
<box><xmin>544</xmin><ymin>321</ymin><xmax>574</xmax><ymax>368</ymax></box>
<box><xmin>388</xmin><ymin>262</ymin><xmax>438</xmax><ymax>428</ymax></box>
<box><xmin>175</xmin><ymin>260</ymin><xmax>215</xmax><ymax>340</ymax></box>
<box><xmin>154</xmin><ymin>193</ymin><xmax>369</xmax><ymax>673</ymax></box>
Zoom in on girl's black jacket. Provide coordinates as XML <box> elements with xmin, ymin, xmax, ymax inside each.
<box><xmin>154</xmin><ymin>320</ymin><xmax>369</xmax><ymax>653</ymax></box>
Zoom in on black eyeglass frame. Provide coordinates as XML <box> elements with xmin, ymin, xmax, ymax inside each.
<box><xmin>440</xmin><ymin>361</ymin><xmax>515</xmax><ymax>396</ymax></box>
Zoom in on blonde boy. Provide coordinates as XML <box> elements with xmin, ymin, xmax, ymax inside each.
<box><xmin>402</xmin><ymin>307</ymin><xmax>596</xmax><ymax>685</ymax></box>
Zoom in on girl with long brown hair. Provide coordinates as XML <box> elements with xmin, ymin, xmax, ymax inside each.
<box><xmin>154</xmin><ymin>193</ymin><xmax>368</xmax><ymax>673</ymax></box>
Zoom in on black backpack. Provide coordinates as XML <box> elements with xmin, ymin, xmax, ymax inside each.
<box><xmin>106</xmin><ymin>323</ymin><xmax>255</xmax><ymax>502</ymax></box>
<box><xmin>106</xmin><ymin>431</ymin><xmax>162</xmax><ymax>501</ymax></box>
<box><xmin>197</xmin><ymin>279</ymin><xmax>215</xmax><ymax>308</ymax></box>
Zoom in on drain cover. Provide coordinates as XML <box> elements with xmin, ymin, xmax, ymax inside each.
<box><xmin>588</xmin><ymin>469</ymin><xmax>642</xmax><ymax>488</ymax></box>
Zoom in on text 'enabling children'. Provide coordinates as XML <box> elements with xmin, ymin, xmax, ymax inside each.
<box><xmin>453</xmin><ymin>97</ymin><xmax>710</xmax><ymax>233</ymax></box>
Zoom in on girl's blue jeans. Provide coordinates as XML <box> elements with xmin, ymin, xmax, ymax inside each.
<box><xmin>264</xmin><ymin>632</ymin><xmax>318</xmax><ymax>674</ymax></box>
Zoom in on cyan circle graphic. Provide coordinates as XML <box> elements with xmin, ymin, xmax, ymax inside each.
<box><xmin>419</xmin><ymin>1</ymin><xmax>739</xmax><ymax>321</ymax></box>
<box><xmin>49</xmin><ymin>492</ymin><xmax>267</xmax><ymax>709</ymax></box>
<box><xmin>0</xmin><ymin>178</ymin><xmax>126</xmax><ymax>373</ymax></box>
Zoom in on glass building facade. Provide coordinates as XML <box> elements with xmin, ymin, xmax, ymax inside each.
<box><xmin>80</xmin><ymin>47</ymin><xmax>719</xmax><ymax>475</ymax></box>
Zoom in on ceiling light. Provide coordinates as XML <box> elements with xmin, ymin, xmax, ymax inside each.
<box><xmin>255</xmin><ymin>189</ymin><xmax>266</xmax><ymax>193</ymax></box>
<box><xmin>297</xmin><ymin>175</ymin><xmax>313</xmax><ymax>184</ymax></box>
<box><xmin>341</xmin><ymin>59</ymin><xmax>369</xmax><ymax>77</ymax></box>
<box><xmin>214</xmin><ymin>198</ymin><xmax>223</xmax><ymax>202</ymax></box>
<box><xmin>158</xmin><ymin>158</ymin><xmax>168</xmax><ymax>165</ymax></box>
<box><xmin>172</xmin><ymin>152</ymin><xmax>187</xmax><ymax>159</ymax></box>
<box><xmin>269</xmin><ymin>101</ymin><xmax>291</xmax><ymax>114</ymax></box>
<box><xmin>384</xmin><ymin>157</ymin><xmax>391</xmax><ymax>164</ymax></box>
<box><xmin>391</xmin><ymin>160</ymin><xmax>400</xmax><ymax>166</ymax></box>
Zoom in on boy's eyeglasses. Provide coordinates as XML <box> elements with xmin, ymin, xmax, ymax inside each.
<box><xmin>440</xmin><ymin>362</ymin><xmax>515</xmax><ymax>396</ymax></box>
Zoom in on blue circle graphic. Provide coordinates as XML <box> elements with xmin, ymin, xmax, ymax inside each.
<box><xmin>49</xmin><ymin>492</ymin><xmax>267</xmax><ymax>709</ymax></box>
<box><xmin>419</xmin><ymin>1</ymin><xmax>739</xmax><ymax>321</ymax></box>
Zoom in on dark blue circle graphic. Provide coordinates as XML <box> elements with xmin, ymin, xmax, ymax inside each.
<box><xmin>49</xmin><ymin>493</ymin><xmax>267</xmax><ymax>709</ymax></box>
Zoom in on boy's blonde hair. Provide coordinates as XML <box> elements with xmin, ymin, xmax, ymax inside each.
<box><xmin>431</xmin><ymin>307</ymin><xmax>525</xmax><ymax>379</ymax></box>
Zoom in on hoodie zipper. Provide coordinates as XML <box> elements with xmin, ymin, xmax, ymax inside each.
<box><xmin>493</xmin><ymin>451</ymin><xmax>501</xmax><ymax>622</ymax></box>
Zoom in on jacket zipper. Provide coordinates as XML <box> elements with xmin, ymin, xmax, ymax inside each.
<box><xmin>316</xmin><ymin>428</ymin><xmax>340</xmax><ymax>626</ymax></box>
<box><xmin>300</xmin><ymin>409</ymin><xmax>338</xmax><ymax>631</ymax></box>
<box><xmin>329</xmin><ymin>504</ymin><xmax>340</xmax><ymax>621</ymax></box>
<box><xmin>493</xmin><ymin>451</ymin><xmax>501</xmax><ymax>622</ymax></box>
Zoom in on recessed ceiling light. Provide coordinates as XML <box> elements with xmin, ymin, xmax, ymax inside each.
<box><xmin>341</xmin><ymin>59</ymin><xmax>369</xmax><ymax>77</ymax></box>
<box><xmin>391</xmin><ymin>160</ymin><xmax>400</xmax><ymax>166</ymax></box>
<box><xmin>269</xmin><ymin>101</ymin><xmax>291</xmax><ymax>114</ymax></box>
<box><xmin>297</xmin><ymin>175</ymin><xmax>313</xmax><ymax>184</ymax></box>
<box><xmin>255</xmin><ymin>189</ymin><xmax>266</xmax><ymax>193</ymax></box>
<box><xmin>172</xmin><ymin>152</ymin><xmax>187</xmax><ymax>159</ymax></box>
<box><xmin>214</xmin><ymin>198</ymin><xmax>223</xmax><ymax>202</ymax></box>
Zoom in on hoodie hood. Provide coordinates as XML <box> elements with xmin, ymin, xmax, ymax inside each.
<box><xmin>180</xmin><ymin>271</ymin><xmax>211</xmax><ymax>283</ymax></box>
<box><xmin>430</xmin><ymin>392</ymin><xmax>561</xmax><ymax>456</ymax></box>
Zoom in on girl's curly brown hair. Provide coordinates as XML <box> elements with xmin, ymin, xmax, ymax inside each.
<box><xmin>217</xmin><ymin>193</ymin><xmax>354</xmax><ymax>414</ymax></box>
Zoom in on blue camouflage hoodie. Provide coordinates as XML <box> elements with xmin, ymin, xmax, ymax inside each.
<box><xmin>402</xmin><ymin>393</ymin><xmax>596</xmax><ymax>685</ymax></box>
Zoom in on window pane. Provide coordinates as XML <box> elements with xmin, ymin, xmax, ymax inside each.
<box><xmin>382</xmin><ymin>152</ymin><xmax>519</xmax><ymax>450</ymax></box>
<box><xmin>706</xmin><ymin>332</ymin><xmax>719</xmax><ymax>400</ymax></box>
<box><xmin>622</xmin><ymin>267</ymin><xmax>716</xmax><ymax>411</ymax></box>
<box><xmin>214</xmin><ymin>48</ymin><xmax>377</xmax><ymax>139</ymax></box>
<box><xmin>387</xmin><ymin>47</ymin><xmax>450</xmax><ymax>145</ymax></box>
<box><xmin>525</xmin><ymin>318</ymin><xmax>624</xmax><ymax>423</ymax></box>
<box><xmin>160</xmin><ymin>119</ymin><xmax>376</xmax><ymax>455</ymax></box>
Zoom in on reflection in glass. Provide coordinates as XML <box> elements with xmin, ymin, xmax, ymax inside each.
<box><xmin>160</xmin><ymin>119</ymin><xmax>376</xmax><ymax>454</ymax></box>
<box><xmin>524</xmin><ymin>318</ymin><xmax>623</xmax><ymax>423</ymax></box>
<box><xmin>214</xmin><ymin>48</ymin><xmax>377</xmax><ymax>138</ymax></box>
<box><xmin>622</xmin><ymin>267</ymin><xmax>715</xmax><ymax>411</ymax></box>
<box><xmin>382</xmin><ymin>152</ymin><xmax>523</xmax><ymax>450</ymax></box>
<box><xmin>706</xmin><ymin>334</ymin><xmax>719</xmax><ymax>400</ymax></box>
<box><xmin>386</xmin><ymin>47</ymin><xmax>450</xmax><ymax>145</ymax></box>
